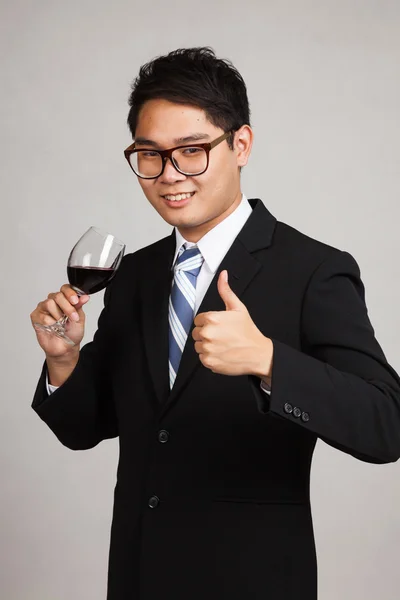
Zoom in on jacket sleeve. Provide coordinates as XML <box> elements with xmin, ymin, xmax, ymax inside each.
<box><xmin>252</xmin><ymin>250</ymin><xmax>400</xmax><ymax>464</ymax></box>
<box><xmin>31</xmin><ymin>258</ymin><xmax>128</xmax><ymax>451</ymax></box>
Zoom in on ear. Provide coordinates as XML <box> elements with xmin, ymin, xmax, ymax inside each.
<box><xmin>233</xmin><ymin>125</ymin><xmax>253</xmax><ymax>168</ymax></box>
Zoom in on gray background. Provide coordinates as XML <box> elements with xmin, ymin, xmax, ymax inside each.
<box><xmin>1</xmin><ymin>0</ymin><xmax>399</xmax><ymax>598</ymax></box>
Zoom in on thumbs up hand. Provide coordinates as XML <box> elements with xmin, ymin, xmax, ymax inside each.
<box><xmin>192</xmin><ymin>270</ymin><xmax>273</xmax><ymax>381</ymax></box>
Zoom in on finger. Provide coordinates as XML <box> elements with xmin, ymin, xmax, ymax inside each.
<box><xmin>194</xmin><ymin>341</ymin><xmax>204</xmax><ymax>354</ymax></box>
<box><xmin>31</xmin><ymin>307</ymin><xmax>57</xmax><ymax>327</ymax></box>
<box><xmin>197</xmin><ymin>324</ymin><xmax>212</xmax><ymax>342</ymax></box>
<box><xmin>193</xmin><ymin>313</ymin><xmax>207</xmax><ymax>327</ymax></box>
<box><xmin>192</xmin><ymin>327</ymin><xmax>202</xmax><ymax>341</ymax></box>
<box><xmin>194</xmin><ymin>311</ymin><xmax>221</xmax><ymax>327</ymax></box>
<box><xmin>60</xmin><ymin>285</ymin><xmax>90</xmax><ymax>308</ymax></box>
<box><xmin>217</xmin><ymin>271</ymin><xmax>244</xmax><ymax>311</ymax></box>
<box><xmin>37</xmin><ymin>313</ymin><xmax>58</xmax><ymax>327</ymax></box>
<box><xmin>42</xmin><ymin>298</ymin><xmax>64</xmax><ymax>321</ymax></box>
<box><xmin>73</xmin><ymin>295</ymin><xmax>90</xmax><ymax>314</ymax></box>
<box><xmin>46</xmin><ymin>292</ymin><xmax>80</xmax><ymax>322</ymax></box>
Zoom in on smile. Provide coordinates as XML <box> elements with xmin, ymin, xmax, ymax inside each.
<box><xmin>162</xmin><ymin>192</ymin><xmax>195</xmax><ymax>202</ymax></box>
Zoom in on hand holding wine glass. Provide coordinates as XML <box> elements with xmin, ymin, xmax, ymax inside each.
<box><xmin>31</xmin><ymin>227</ymin><xmax>125</xmax><ymax>358</ymax></box>
<box><xmin>31</xmin><ymin>285</ymin><xmax>91</xmax><ymax>358</ymax></box>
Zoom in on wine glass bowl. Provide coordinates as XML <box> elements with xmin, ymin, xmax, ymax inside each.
<box><xmin>34</xmin><ymin>227</ymin><xmax>125</xmax><ymax>345</ymax></box>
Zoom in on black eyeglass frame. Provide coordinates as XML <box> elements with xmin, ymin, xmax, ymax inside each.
<box><xmin>124</xmin><ymin>130</ymin><xmax>234</xmax><ymax>179</ymax></box>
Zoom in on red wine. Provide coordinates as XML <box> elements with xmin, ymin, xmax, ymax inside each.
<box><xmin>67</xmin><ymin>266</ymin><xmax>115</xmax><ymax>295</ymax></box>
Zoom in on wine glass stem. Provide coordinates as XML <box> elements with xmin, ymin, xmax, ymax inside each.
<box><xmin>50</xmin><ymin>314</ymin><xmax>69</xmax><ymax>336</ymax></box>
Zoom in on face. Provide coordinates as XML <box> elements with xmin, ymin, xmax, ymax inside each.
<box><xmin>133</xmin><ymin>99</ymin><xmax>253</xmax><ymax>242</ymax></box>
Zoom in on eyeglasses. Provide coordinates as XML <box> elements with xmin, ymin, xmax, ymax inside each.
<box><xmin>124</xmin><ymin>131</ymin><xmax>233</xmax><ymax>179</ymax></box>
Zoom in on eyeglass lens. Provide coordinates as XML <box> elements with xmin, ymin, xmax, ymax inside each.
<box><xmin>130</xmin><ymin>147</ymin><xmax>207</xmax><ymax>178</ymax></box>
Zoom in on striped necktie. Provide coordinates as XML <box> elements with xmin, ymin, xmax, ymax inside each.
<box><xmin>168</xmin><ymin>243</ymin><xmax>204</xmax><ymax>389</ymax></box>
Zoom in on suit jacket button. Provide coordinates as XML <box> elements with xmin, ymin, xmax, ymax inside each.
<box><xmin>301</xmin><ymin>412</ymin><xmax>310</xmax><ymax>422</ymax></box>
<box><xmin>148</xmin><ymin>495</ymin><xmax>160</xmax><ymax>509</ymax></box>
<box><xmin>284</xmin><ymin>403</ymin><xmax>293</xmax><ymax>414</ymax></box>
<box><xmin>293</xmin><ymin>407</ymin><xmax>302</xmax><ymax>418</ymax></box>
<box><xmin>158</xmin><ymin>430</ymin><xmax>169</xmax><ymax>443</ymax></box>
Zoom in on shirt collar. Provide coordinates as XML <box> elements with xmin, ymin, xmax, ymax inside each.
<box><xmin>172</xmin><ymin>194</ymin><xmax>252</xmax><ymax>273</ymax></box>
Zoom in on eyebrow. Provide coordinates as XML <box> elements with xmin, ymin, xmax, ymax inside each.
<box><xmin>134</xmin><ymin>133</ymin><xmax>211</xmax><ymax>147</ymax></box>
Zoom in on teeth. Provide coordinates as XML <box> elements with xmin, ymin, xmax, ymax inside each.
<box><xmin>164</xmin><ymin>192</ymin><xmax>194</xmax><ymax>202</ymax></box>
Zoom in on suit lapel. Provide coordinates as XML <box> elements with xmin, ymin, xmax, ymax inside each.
<box><xmin>139</xmin><ymin>232</ymin><xmax>175</xmax><ymax>405</ymax></box>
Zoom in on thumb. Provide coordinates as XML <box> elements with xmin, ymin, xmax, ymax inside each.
<box><xmin>217</xmin><ymin>271</ymin><xmax>245</xmax><ymax>311</ymax></box>
<box><xmin>75</xmin><ymin>295</ymin><xmax>90</xmax><ymax>317</ymax></box>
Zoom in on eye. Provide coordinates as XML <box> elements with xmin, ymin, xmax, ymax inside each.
<box><xmin>182</xmin><ymin>147</ymin><xmax>202</xmax><ymax>155</ymax></box>
<box><xmin>141</xmin><ymin>151</ymin><xmax>159</xmax><ymax>158</ymax></box>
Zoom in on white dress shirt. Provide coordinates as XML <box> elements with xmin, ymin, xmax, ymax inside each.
<box><xmin>47</xmin><ymin>194</ymin><xmax>271</xmax><ymax>396</ymax></box>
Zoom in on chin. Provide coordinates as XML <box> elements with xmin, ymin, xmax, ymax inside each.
<box><xmin>158</xmin><ymin>206</ymin><xmax>198</xmax><ymax>225</ymax></box>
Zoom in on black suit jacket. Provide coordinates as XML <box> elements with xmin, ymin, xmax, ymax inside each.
<box><xmin>32</xmin><ymin>199</ymin><xmax>400</xmax><ymax>600</ymax></box>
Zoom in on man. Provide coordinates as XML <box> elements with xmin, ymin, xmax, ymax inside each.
<box><xmin>31</xmin><ymin>47</ymin><xmax>400</xmax><ymax>600</ymax></box>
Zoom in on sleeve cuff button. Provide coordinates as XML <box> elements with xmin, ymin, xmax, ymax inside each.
<box><xmin>293</xmin><ymin>407</ymin><xmax>302</xmax><ymax>418</ymax></box>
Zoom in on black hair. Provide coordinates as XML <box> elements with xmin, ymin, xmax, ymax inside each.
<box><xmin>127</xmin><ymin>47</ymin><xmax>251</xmax><ymax>149</ymax></box>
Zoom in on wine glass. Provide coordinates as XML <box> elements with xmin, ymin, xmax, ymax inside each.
<box><xmin>34</xmin><ymin>226</ymin><xmax>125</xmax><ymax>346</ymax></box>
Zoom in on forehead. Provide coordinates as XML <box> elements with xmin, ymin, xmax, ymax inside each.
<box><xmin>135</xmin><ymin>99</ymin><xmax>217</xmax><ymax>143</ymax></box>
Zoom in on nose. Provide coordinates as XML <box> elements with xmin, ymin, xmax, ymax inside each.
<box><xmin>158</xmin><ymin>157</ymin><xmax>187</xmax><ymax>184</ymax></box>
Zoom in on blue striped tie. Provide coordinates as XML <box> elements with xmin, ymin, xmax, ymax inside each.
<box><xmin>168</xmin><ymin>244</ymin><xmax>204</xmax><ymax>389</ymax></box>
